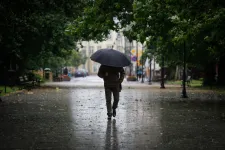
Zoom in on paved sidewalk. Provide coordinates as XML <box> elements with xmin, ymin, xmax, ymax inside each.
<box><xmin>0</xmin><ymin>87</ymin><xmax>225</xmax><ymax>149</ymax></box>
<box><xmin>43</xmin><ymin>76</ymin><xmax>180</xmax><ymax>89</ymax></box>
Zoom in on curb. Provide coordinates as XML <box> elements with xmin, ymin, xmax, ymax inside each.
<box><xmin>41</xmin><ymin>84</ymin><xmax>183</xmax><ymax>90</ymax></box>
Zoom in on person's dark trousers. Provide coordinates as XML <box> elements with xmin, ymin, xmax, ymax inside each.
<box><xmin>105</xmin><ymin>87</ymin><xmax>120</xmax><ymax>115</ymax></box>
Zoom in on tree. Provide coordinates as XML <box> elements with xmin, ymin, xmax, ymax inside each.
<box><xmin>66</xmin><ymin>0</ymin><xmax>134</xmax><ymax>41</ymax></box>
<box><xmin>0</xmin><ymin>0</ymin><xmax>87</xmax><ymax>74</ymax></box>
<box><xmin>56</xmin><ymin>0</ymin><xmax>225</xmax><ymax>85</ymax></box>
<box><xmin>67</xmin><ymin>51</ymin><xmax>87</xmax><ymax>68</ymax></box>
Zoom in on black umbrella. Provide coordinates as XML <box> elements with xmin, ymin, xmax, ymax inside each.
<box><xmin>90</xmin><ymin>48</ymin><xmax>131</xmax><ymax>67</ymax></box>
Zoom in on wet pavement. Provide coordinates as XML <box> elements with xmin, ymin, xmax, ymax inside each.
<box><xmin>42</xmin><ymin>75</ymin><xmax>180</xmax><ymax>89</ymax></box>
<box><xmin>0</xmin><ymin>76</ymin><xmax>225</xmax><ymax>149</ymax></box>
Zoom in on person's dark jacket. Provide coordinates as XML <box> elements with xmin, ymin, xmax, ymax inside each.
<box><xmin>98</xmin><ymin>65</ymin><xmax>125</xmax><ymax>89</ymax></box>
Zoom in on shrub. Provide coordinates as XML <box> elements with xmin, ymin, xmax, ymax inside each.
<box><xmin>27</xmin><ymin>72</ymin><xmax>44</xmax><ymax>82</ymax></box>
<box><xmin>199</xmin><ymin>78</ymin><xmax>203</xmax><ymax>81</ymax></box>
<box><xmin>127</xmin><ymin>75</ymin><xmax>137</xmax><ymax>81</ymax></box>
<box><xmin>34</xmin><ymin>74</ymin><xmax>43</xmax><ymax>82</ymax></box>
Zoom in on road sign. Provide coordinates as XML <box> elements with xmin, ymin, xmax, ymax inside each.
<box><xmin>131</xmin><ymin>56</ymin><xmax>137</xmax><ymax>61</ymax></box>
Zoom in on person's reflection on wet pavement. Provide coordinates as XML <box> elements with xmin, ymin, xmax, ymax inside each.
<box><xmin>105</xmin><ymin>119</ymin><xmax>119</xmax><ymax>150</ymax></box>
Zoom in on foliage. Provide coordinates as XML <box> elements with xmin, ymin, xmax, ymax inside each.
<box><xmin>42</xmin><ymin>50</ymin><xmax>87</xmax><ymax>74</ymax></box>
<box><xmin>2</xmin><ymin>0</ymin><xmax>225</xmax><ymax>85</ymax></box>
<box><xmin>66</xmin><ymin>0</ymin><xmax>134</xmax><ymax>41</ymax></box>
<box><xmin>166</xmin><ymin>79</ymin><xmax>203</xmax><ymax>87</ymax></box>
<box><xmin>0</xmin><ymin>86</ymin><xmax>19</xmax><ymax>96</ymax></box>
<box><xmin>33</xmin><ymin>73</ymin><xmax>43</xmax><ymax>82</ymax></box>
<box><xmin>0</xmin><ymin>0</ymin><xmax>87</xmax><ymax>73</ymax></box>
<box><xmin>127</xmin><ymin>75</ymin><xmax>137</xmax><ymax>81</ymax></box>
<box><xmin>72</xmin><ymin>0</ymin><xmax>225</xmax><ymax>85</ymax></box>
<box><xmin>68</xmin><ymin>51</ymin><xmax>87</xmax><ymax>67</ymax></box>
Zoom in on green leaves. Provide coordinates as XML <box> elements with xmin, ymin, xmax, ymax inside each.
<box><xmin>0</xmin><ymin>0</ymin><xmax>86</xmax><ymax>71</ymax></box>
<box><xmin>67</xmin><ymin>0</ymin><xmax>134</xmax><ymax>41</ymax></box>
<box><xmin>3</xmin><ymin>0</ymin><xmax>224</xmax><ymax>74</ymax></box>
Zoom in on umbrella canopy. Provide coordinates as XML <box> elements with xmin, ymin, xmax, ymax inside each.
<box><xmin>44</xmin><ymin>68</ymin><xmax>51</xmax><ymax>71</ymax></box>
<box><xmin>90</xmin><ymin>48</ymin><xmax>131</xmax><ymax>67</ymax></box>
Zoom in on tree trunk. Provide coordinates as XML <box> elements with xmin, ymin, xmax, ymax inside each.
<box><xmin>217</xmin><ymin>56</ymin><xmax>225</xmax><ymax>86</ymax></box>
<box><xmin>42</xmin><ymin>67</ymin><xmax>45</xmax><ymax>79</ymax></box>
<box><xmin>160</xmin><ymin>56</ymin><xmax>165</xmax><ymax>88</ymax></box>
<box><xmin>175</xmin><ymin>65</ymin><xmax>179</xmax><ymax>80</ymax></box>
<box><xmin>203</xmin><ymin>63</ymin><xmax>215</xmax><ymax>87</ymax></box>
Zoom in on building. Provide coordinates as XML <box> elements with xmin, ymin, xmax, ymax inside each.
<box><xmin>144</xmin><ymin>57</ymin><xmax>161</xmax><ymax>81</ymax></box>
<box><xmin>77</xmin><ymin>31</ymin><xmax>143</xmax><ymax>75</ymax></box>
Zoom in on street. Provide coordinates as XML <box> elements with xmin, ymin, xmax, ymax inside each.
<box><xmin>0</xmin><ymin>76</ymin><xmax>225</xmax><ymax>149</ymax></box>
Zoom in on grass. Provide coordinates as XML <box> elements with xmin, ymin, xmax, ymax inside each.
<box><xmin>166</xmin><ymin>79</ymin><xmax>203</xmax><ymax>87</ymax></box>
<box><xmin>0</xmin><ymin>86</ymin><xmax>20</xmax><ymax>96</ymax></box>
<box><xmin>191</xmin><ymin>85</ymin><xmax>225</xmax><ymax>94</ymax></box>
<box><xmin>166</xmin><ymin>80</ymin><xmax>225</xmax><ymax>94</ymax></box>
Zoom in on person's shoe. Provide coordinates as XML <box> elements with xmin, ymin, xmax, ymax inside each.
<box><xmin>107</xmin><ymin>113</ymin><xmax>112</xmax><ymax>120</ymax></box>
<box><xmin>113</xmin><ymin>109</ymin><xmax>116</xmax><ymax>117</ymax></box>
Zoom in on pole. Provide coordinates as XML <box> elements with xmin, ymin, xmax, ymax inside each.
<box><xmin>130</xmin><ymin>42</ymin><xmax>132</xmax><ymax>76</ymax></box>
<box><xmin>136</xmin><ymin>41</ymin><xmax>138</xmax><ymax>80</ymax></box>
<box><xmin>149</xmin><ymin>58</ymin><xmax>152</xmax><ymax>85</ymax></box>
<box><xmin>160</xmin><ymin>55</ymin><xmax>165</xmax><ymax>88</ymax></box>
<box><xmin>141</xmin><ymin>45</ymin><xmax>144</xmax><ymax>83</ymax></box>
<box><xmin>153</xmin><ymin>57</ymin><xmax>155</xmax><ymax>78</ymax></box>
<box><xmin>124</xmin><ymin>36</ymin><xmax>126</xmax><ymax>53</ymax></box>
<box><xmin>182</xmin><ymin>41</ymin><xmax>188</xmax><ymax>98</ymax></box>
<box><xmin>88</xmin><ymin>41</ymin><xmax>91</xmax><ymax>74</ymax></box>
<box><xmin>4</xmin><ymin>66</ymin><xmax>6</xmax><ymax>93</ymax></box>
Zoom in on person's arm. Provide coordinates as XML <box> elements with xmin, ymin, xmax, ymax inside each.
<box><xmin>97</xmin><ymin>65</ymin><xmax>104</xmax><ymax>78</ymax></box>
<box><xmin>119</xmin><ymin>67</ymin><xmax>125</xmax><ymax>83</ymax></box>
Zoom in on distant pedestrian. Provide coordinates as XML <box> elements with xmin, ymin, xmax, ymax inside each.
<box><xmin>68</xmin><ymin>72</ymin><xmax>71</xmax><ymax>77</ymax></box>
<box><xmin>98</xmin><ymin>65</ymin><xmax>125</xmax><ymax>120</ymax></box>
<box><xmin>63</xmin><ymin>67</ymin><xmax>68</xmax><ymax>75</ymax></box>
<box><xmin>137</xmin><ymin>70</ymin><xmax>142</xmax><ymax>80</ymax></box>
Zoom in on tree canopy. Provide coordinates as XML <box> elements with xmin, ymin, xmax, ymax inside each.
<box><xmin>0</xmin><ymin>0</ymin><xmax>87</xmax><ymax>73</ymax></box>
<box><xmin>68</xmin><ymin>0</ymin><xmax>225</xmax><ymax>84</ymax></box>
<box><xmin>1</xmin><ymin>0</ymin><xmax>225</xmax><ymax>84</ymax></box>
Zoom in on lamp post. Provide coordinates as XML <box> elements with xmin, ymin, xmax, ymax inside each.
<box><xmin>148</xmin><ymin>54</ymin><xmax>152</xmax><ymax>85</ymax></box>
<box><xmin>136</xmin><ymin>42</ymin><xmax>138</xmax><ymax>80</ymax></box>
<box><xmin>129</xmin><ymin>42</ymin><xmax>132</xmax><ymax>76</ymax></box>
<box><xmin>141</xmin><ymin>45</ymin><xmax>144</xmax><ymax>83</ymax></box>
<box><xmin>160</xmin><ymin>55</ymin><xmax>165</xmax><ymax>89</ymax></box>
<box><xmin>4</xmin><ymin>66</ymin><xmax>7</xmax><ymax>93</ymax></box>
<box><xmin>182</xmin><ymin>41</ymin><xmax>188</xmax><ymax>98</ymax></box>
<box><xmin>87</xmin><ymin>41</ymin><xmax>91</xmax><ymax>74</ymax></box>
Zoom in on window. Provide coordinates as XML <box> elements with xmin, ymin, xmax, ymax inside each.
<box><xmin>107</xmin><ymin>45</ymin><xmax>112</xmax><ymax>49</ymax></box>
<box><xmin>117</xmin><ymin>46</ymin><xmax>122</xmax><ymax>51</ymax></box>
<box><xmin>107</xmin><ymin>34</ymin><xmax>112</xmax><ymax>40</ymax></box>
<box><xmin>127</xmin><ymin>46</ymin><xmax>132</xmax><ymax>50</ymax></box>
<box><xmin>117</xmin><ymin>33</ymin><xmax>121</xmax><ymax>38</ymax></box>
<box><xmin>81</xmin><ymin>50</ymin><xmax>86</xmax><ymax>56</ymax></box>
<box><xmin>80</xmin><ymin>46</ymin><xmax>86</xmax><ymax>56</ymax></box>
<box><xmin>89</xmin><ymin>46</ymin><xmax>94</xmax><ymax>55</ymax></box>
<box><xmin>93</xmin><ymin>64</ymin><xmax>98</xmax><ymax>73</ymax></box>
<box><xmin>82</xmin><ymin>46</ymin><xmax>86</xmax><ymax>51</ymax></box>
<box><xmin>116</xmin><ymin>33</ymin><xmax>122</xmax><ymax>41</ymax></box>
<box><xmin>97</xmin><ymin>46</ymin><xmax>102</xmax><ymax>50</ymax></box>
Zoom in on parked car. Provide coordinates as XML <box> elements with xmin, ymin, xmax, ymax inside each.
<box><xmin>82</xmin><ymin>69</ymin><xmax>89</xmax><ymax>76</ymax></box>
<box><xmin>75</xmin><ymin>69</ymin><xmax>86</xmax><ymax>77</ymax></box>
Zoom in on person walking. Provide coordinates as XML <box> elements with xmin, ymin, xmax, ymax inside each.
<box><xmin>98</xmin><ymin>65</ymin><xmax>125</xmax><ymax>120</ymax></box>
<box><xmin>90</xmin><ymin>49</ymin><xmax>130</xmax><ymax>119</ymax></box>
